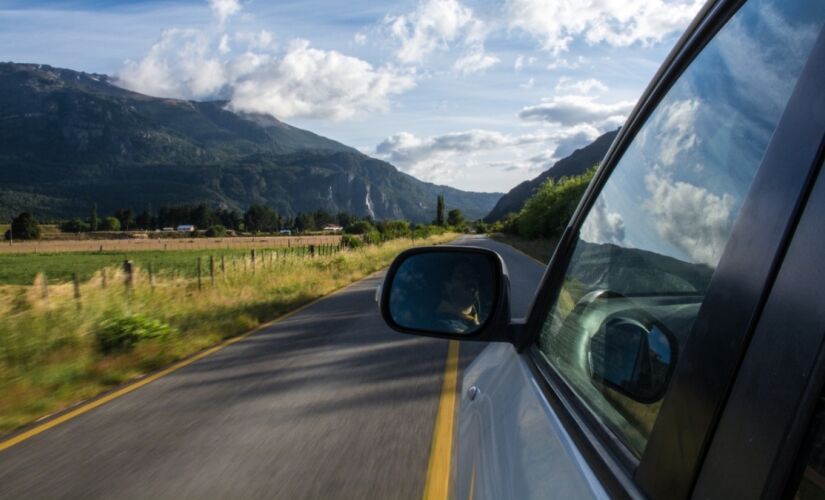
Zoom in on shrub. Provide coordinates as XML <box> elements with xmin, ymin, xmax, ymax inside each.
<box><xmin>60</xmin><ymin>219</ymin><xmax>90</xmax><ymax>233</ymax></box>
<box><xmin>377</xmin><ymin>219</ymin><xmax>410</xmax><ymax>239</ymax></box>
<box><xmin>95</xmin><ymin>313</ymin><xmax>178</xmax><ymax>355</ymax></box>
<box><xmin>5</xmin><ymin>212</ymin><xmax>41</xmax><ymax>240</ymax></box>
<box><xmin>362</xmin><ymin>229</ymin><xmax>383</xmax><ymax>245</ymax></box>
<box><xmin>100</xmin><ymin>216</ymin><xmax>121</xmax><ymax>231</ymax></box>
<box><xmin>345</xmin><ymin>220</ymin><xmax>375</xmax><ymax>235</ymax></box>
<box><xmin>341</xmin><ymin>234</ymin><xmax>364</xmax><ymax>249</ymax></box>
<box><xmin>447</xmin><ymin>208</ymin><xmax>465</xmax><ymax>227</ymax></box>
<box><xmin>205</xmin><ymin>224</ymin><xmax>227</xmax><ymax>237</ymax></box>
<box><xmin>507</xmin><ymin>166</ymin><xmax>597</xmax><ymax>240</ymax></box>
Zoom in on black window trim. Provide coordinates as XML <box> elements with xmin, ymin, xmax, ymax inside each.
<box><xmin>511</xmin><ymin>0</ymin><xmax>825</xmax><ymax>498</ymax></box>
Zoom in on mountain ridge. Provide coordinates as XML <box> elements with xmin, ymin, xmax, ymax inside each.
<box><xmin>484</xmin><ymin>129</ymin><xmax>619</xmax><ymax>222</ymax></box>
<box><xmin>0</xmin><ymin>62</ymin><xmax>501</xmax><ymax>222</ymax></box>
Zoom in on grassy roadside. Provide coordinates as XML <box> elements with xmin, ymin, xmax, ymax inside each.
<box><xmin>0</xmin><ymin>233</ymin><xmax>456</xmax><ymax>434</ymax></box>
<box><xmin>489</xmin><ymin>233</ymin><xmax>558</xmax><ymax>264</ymax></box>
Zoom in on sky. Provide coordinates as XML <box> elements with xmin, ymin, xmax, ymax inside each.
<box><xmin>0</xmin><ymin>0</ymin><xmax>704</xmax><ymax>193</ymax></box>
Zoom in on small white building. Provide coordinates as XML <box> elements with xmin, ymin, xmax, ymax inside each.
<box><xmin>176</xmin><ymin>224</ymin><xmax>195</xmax><ymax>233</ymax></box>
<box><xmin>322</xmin><ymin>224</ymin><xmax>343</xmax><ymax>233</ymax></box>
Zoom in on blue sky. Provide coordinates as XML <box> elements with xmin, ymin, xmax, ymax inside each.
<box><xmin>0</xmin><ymin>0</ymin><xmax>703</xmax><ymax>192</ymax></box>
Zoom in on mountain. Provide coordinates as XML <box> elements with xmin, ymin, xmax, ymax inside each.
<box><xmin>484</xmin><ymin>129</ymin><xmax>619</xmax><ymax>222</ymax></box>
<box><xmin>0</xmin><ymin>62</ymin><xmax>501</xmax><ymax>222</ymax></box>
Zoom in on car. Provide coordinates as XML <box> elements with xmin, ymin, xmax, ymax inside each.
<box><xmin>279</xmin><ymin>229</ymin><xmax>292</xmax><ymax>235</ymax></box>
<box><xmin>378</xmin><ymin>0</ymin><xmax>825</xmax><ymax>498</ymax></box>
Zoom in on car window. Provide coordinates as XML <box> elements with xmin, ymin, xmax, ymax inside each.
<box><xmin>794</xmin><ymin>393</ymin><xmax>825</xmax><ymax>499</ymax></box>
<box><xmin>537</xmin><ymin>0</ymin><xmax>825</xmax><ymax>458</ymax></box>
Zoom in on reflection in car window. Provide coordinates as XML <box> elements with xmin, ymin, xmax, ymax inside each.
<box><xmin>537</xmin><ymin>0</ymin><xmax>825</xmax><ymax>457</ymax></box>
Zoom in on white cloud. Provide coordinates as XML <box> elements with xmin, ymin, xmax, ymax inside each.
<box><xmin>387</xmin><ymin>0</ymin><xmax>487</xmax><ymax>64</ymax></box>
<box><xmin>218</xmin><ymin>34</ymin><xmax>231</xmax><ymax>54</ymax></box>
<box><xmin>208</xmin><ymin>0</ymin><xmax>241</xmax><ymax>25</ymax></box>
<box><xmin>376</xmin><ymin>129</ymin><xmax>542</xmax><ymax>164</ymax></box>
<box><xmin>514</xmin><ymin>54</ymin><xmax>536</xmax><ymax>71</ymax></box>
<box><xmin>453</xmin><ymin>49</ymin><xmax>499</xmax><ymax>74</ymax></box>
<box><xmin>519</xmin><ymin>77</ymin><xmax>535</xmax><ymax>89</ymax></box>
<box><xmin>554</xmin><ymin>77</ymin><xmax>608</xmax><ymax>95</ymax></box>
<box><xmin>354</xmin><ymin>32</ymin><xmax>367</xmax><ymax>45</ymax></box>
<box><xmin>546</xmin><ymin>56</ymin><xmax>587</xmax><ymax>70</ymax></box>
<box><xmin>505</xmin><ymin>0</ymin><xmax>703</xmax><ymax>54</ymax></box>
<box><xmin>644</xmin><ymin>171</ymin><xmax>734</xmax><ymax>265</ymax></box>
<box><xmin>581</xmin><ymin>197</ymin><xmax>625</xmax><ymax>245</ymax></box>
<box><xmin>235</xmin><ymin>30</ymin><xmax>275</xmax><ymax>51</ymax></box>
<box><xmin>116</xmin><ymin>2</ymin><xmax>415</xmax><ymax>121</ymax></box>
<box><xmin>374</xmin><ymin>124</ymin><xmax>604</xmax><ymax>184</ymax></box>
<box><xmin>229</xmin><ymin>40</ymin><xmax>415</xmax><ymax>120</ymax></box>
<box><xmin>519</xmin><ymin>95</ymin><xmax>634</xmax><ymax>127</ymax></box>
<box><xmin>119</xmin><ymin>28</ymin><xmax>228</xmax><ymax>99</ymax></box>
<box><xmin>642</xmin><ymin>98</ymin><xmax>699</xmax><ymax>166</ymax></box>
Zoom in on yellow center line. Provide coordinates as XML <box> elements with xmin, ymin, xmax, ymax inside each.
<box><xmin>422</xmin><ymin>340</ymin><xmax>460</xmax><ymax>500</ymax></box>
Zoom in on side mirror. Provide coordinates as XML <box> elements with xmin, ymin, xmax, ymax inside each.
<box><xmin>379</xmin><ymin>246</ymin><xmax>512</xmax><ymax>342</ymax></box>
<box><xmin>588</xmin><ymin>315</ymin><xmax>676</xmax><ymax>404</ymax></box>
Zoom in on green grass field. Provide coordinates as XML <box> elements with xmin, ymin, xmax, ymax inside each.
<box><xmin>0</xmin><ymin>246</ymin><xmax>328</xmax><ymax>285</ymax></box>
<box><xmin>0</xmin><ymin>234</ymin><xmax>455</xmax><ymax>434</ymax></box>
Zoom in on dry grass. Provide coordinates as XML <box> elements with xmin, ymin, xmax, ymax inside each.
<box><xmin>0</xmin><ymin>233</ymin><xmax>456</xmax><ymax>434</ymax></box>
<box><xmin>0</xmin><ymin>235</ymin><xmax>341</xmax><ymax>254</ymax></box>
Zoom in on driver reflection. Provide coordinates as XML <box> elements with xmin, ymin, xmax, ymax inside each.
<box><xmin>433</xmin><ymin>262</ymin><xmax>480</xmax><ymax>333</ymax></box>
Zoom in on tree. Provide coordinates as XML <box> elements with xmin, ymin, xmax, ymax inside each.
<box><xmin>216</xmin><ymin>208</ymin><xmax>242</xmax><ymax>230</ymax></box>
<box><xmin>243</xmin><ymin>205</ymin><xmax>279</xmax><ymax>232</ymax></box>
<box><xmin>5</xmin><ymin>212</ymin><xmax>41</xmax><ymax>240</ymax></box>
<box><xmin>192</xmin><ymin>204</ymin><xmax>216</xmax><ymax>230</ymax></box>
<box><xmin>101</xmin><ymin>216</ymin><xmax>121</xmax><ymax>231</ymax></box>
<box><xmin>435</xmin><ymin>194</ymin><xmax>445</xmax><ymax>226</ymax></box>
<box><xmin>447</xmin><ymin>208</ymin><xmax>465</xmax><ymax>227</ymax></box>
<box><xmin>135</xmin><ymin>210</ymin><xmax>154</xmax><ymax>229</ymax></box>
<box><xmin>114</xmin><ymin>208</ymin><xmax>134</xmax><ymax>231</ymax></box>
<box><xmin>90</xmin><ymin>203</ymin><xmax>99</xmax><ymax>232</ymax></box>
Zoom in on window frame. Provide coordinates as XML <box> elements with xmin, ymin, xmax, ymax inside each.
<box><xmin>510</xmin><ymin>0</ymin><xmax>825</xmax><ymax>497</ymax></box>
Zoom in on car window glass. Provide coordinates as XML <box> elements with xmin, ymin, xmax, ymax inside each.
<box><xmin>794</xmin><ymin>392</ymin><xmax>825</xmax><ymax>499</ymax></box>
<box><xmin>537</xmin><ymin>0</ymin><xmax>825</xmax><ymax>457</ymax></box>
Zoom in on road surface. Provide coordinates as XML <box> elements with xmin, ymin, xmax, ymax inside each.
<box><xmin>0</xmin><ymin>236</ymin><xmax>545</xmax><ymax>499</ymax></box>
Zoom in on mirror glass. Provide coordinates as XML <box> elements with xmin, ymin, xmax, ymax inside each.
<box><xmin>588</xmin><ymin>317</ymin><xmax>674</xmax><ymax>403</ymax></box>
<box><xmin>388</xmin><ymin>252</ymin><xmax>497</xmax><ymax>335</ymax></box>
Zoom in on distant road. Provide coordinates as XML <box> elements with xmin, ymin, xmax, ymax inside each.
<box><xmin>0</xmin><ymin>236</ymin><xmax>544</xmax><ymax>499</ymax></box>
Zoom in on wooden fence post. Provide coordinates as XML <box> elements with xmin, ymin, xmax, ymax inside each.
<box><xmin>251</xmin><ymin>249</ymin><xmax>256</xmax><ymax>273</ymax></box>
<box><xmin>221</xmin><ymin>255</ymin><xmax>226</xmax><ymax>274</ymax></box>
<box><xmin>197</xmin><ymin>257</ymin><xmax>203</xmax><ymax>291</ymax></box>
<box><xmin>72</xmin><ymin>273</ymin><xmax>81</xmax><ymax>310</ymax></box>
<box><xmin>123</xmin><ymin>260</ymin><xmax>134</xmax><ymax>291</ymax></box>
<box><xmin>148</xmin><ymin>262</ymin><xmax>155</xmax><ymax>290</ymax></box>
<box><xmin>209</xmin><ymin>255</ymin><xmax>215</xmax><ymax>287</ymax></box>
<box><xmin>310</xmin><ymin>244</ymin><xmax>316</xmax><ymax>258</ymax></box>
<box><xmin>41</xmin><ymin>272</ymin><xmax>49</xmax><ymax>300</ymax></box>
<box><xmin>101</xmin><ymin>269</ymin><xmax>107</xmax><ymax>288</ymax></box>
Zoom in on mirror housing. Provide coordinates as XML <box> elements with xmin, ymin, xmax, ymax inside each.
<box><xmin>379</xmin><ymin>246</ymin><xmax>514</xmax><ymax>343</ymax></box>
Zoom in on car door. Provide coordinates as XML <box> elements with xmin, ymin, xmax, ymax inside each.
<box><xmin>455</xmin><ymin>0</ymin><xmax>825</xmax><ymax>498</ymax></box>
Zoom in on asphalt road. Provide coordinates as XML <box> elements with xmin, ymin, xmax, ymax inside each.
<box><xmin>0</xmin><ymin>236</ymin><xmax>545</xmax><ymax>499</ymax></box>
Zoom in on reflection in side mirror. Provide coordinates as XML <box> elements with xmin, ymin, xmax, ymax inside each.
<box><xmin>381</xmin><ymin>247</ymin><xmax>508</xmax><ymax>338</ymax></box>
<box><xmin>588</xmin><ymin>316</ymin><xmax>675</xmax><ymax>404</ymax></box>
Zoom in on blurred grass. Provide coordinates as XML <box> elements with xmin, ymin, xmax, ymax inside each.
<box><xmin>0</xmin><ymin>233</ymin><xmax>455</xmax><ymax>434</ymax></box>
